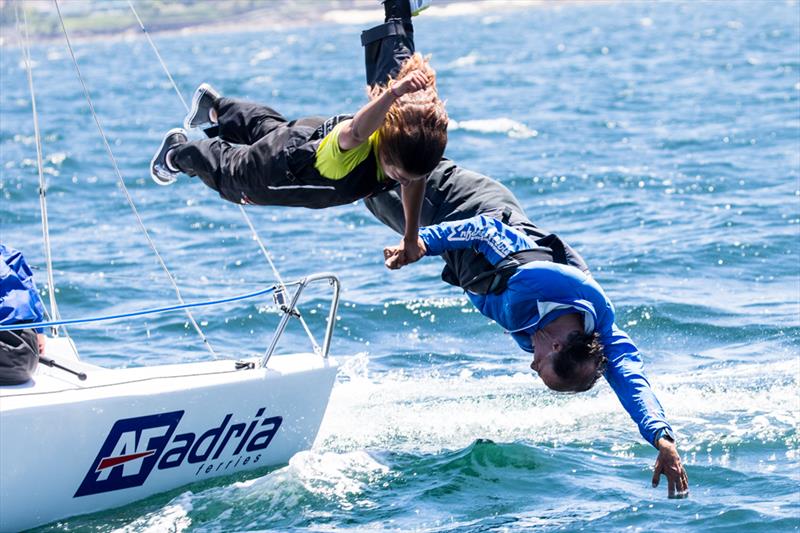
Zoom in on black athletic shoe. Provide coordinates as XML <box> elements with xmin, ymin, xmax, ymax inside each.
<box><xmin>150</xmin><ymin>127</ymin><xmax>187</xmax><ymax>186</ymax></box>
<box><xmin>184</xmin><ymin>83</ymin><xmax>220</xmax><ymax>131</ymax></box>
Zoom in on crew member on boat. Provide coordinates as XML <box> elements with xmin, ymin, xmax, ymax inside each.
<box><xmin>361</xmin><ymin>0</ymin><xmax>689</xmax><ymax>498</ymax></box>
<box><xmin>0</xmin><ymin>243</ymin><xmax>45</xmax><ymax>385</ymax></box>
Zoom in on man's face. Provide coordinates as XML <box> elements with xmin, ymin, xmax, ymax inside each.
<box><xmin>530</xmin><ymin>351</ymin><xmax>571</xmax><ymax>392</ymax></box>
<box><xmin>530</xmin><ymin>327</ymin><xmax>589</xmax><ymax>392</ymax></box>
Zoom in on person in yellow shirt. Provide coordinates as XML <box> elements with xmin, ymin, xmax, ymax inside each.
<box><xmin>151</xmin><ymin>52</ymin><xmax>447</xmax><ymax>264</ymax></box>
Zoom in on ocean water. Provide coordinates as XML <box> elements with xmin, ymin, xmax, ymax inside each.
<box><xmin>1</xmin><ymin>1</ymin><xmax>799</xmax><ymax>531</ymax></box>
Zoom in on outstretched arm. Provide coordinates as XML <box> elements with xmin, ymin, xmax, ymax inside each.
<box><xmin>385</xmin><ymin>178</ymin><xmax>426</xmax><ymax>269</ymax></box>
<box><xmin>386</xmin><ymin>214</ymin><xmax>536</xmax><ymax>269</ymax></box>
<box><xmin>602</xmin><ymin>324</ymin><xmax>689</xmax><ymax>498</ymax></box>
<box><xmin>338</xmin><ymin>70</ymin><xmax>429</xmax><ymax>150</ymax></box>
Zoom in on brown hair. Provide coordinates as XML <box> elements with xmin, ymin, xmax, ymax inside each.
<box><xmin>371</xmin><ymin>53</ymin><xmax>448</xmax><ymax>177</ymax></box>
<box><xmin>553</xmin><ymin>331</ymin><xmax>607</xmax><ymax>393</ymax></box>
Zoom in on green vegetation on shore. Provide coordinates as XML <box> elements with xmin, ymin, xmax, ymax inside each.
<box><xmin>0</xmin><ymin>0</ymin><xmax>367</xmax><ymax>39</ymax></box>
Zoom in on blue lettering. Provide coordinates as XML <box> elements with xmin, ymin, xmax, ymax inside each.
<box><xmin>158</xmin><ymin>433</ymin><xmax>194</xmax><ymax>469</ymax></box>
<box><xmin>188</xmin><ymin>414</ymin><xmax>231</xmax><ymax>463</ymax></box>
<box><xmin>246</xmin><ymin>416</ymin><xmax>283</xmax><ymax>452</ymax></box>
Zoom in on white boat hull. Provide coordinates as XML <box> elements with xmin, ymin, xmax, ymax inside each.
<box><xmin>0</xmin><ymin>338</ymin><xmax>338</xmax><ymax>531</ymax></box>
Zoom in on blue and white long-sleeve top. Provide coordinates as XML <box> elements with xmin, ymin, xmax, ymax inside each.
<box><xmin>1</xmin><ymin>244</ymin><xmax>46</xmax><ymax>334</ymax></box>
<box><xmin>419</xmin><ymin>215</ymin><xmax>672</xmax><ymax>447</ymax></box>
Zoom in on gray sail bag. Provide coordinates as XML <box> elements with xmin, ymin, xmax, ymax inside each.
<box><xmin>0</xmin><ymin>328</ymin><xmax>38</xmax><ymax>385</ymax></box>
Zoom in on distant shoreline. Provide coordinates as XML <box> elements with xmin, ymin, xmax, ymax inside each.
<box><xmin>0</xmin><ymin>0</ymin><xmax>551</xmax><ymax>48</ymax></box>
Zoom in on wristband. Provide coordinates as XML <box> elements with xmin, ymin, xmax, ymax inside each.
<box><xmin>655</xmin><ymin>428</ymin><xmax>676</xmax><ymax>446</ymax></box>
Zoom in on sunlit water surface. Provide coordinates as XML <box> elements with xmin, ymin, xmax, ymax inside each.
<box><xmin>1</xmin><ymin>1</ymin><xmax>799</xmax><ymax>531</ymax></box>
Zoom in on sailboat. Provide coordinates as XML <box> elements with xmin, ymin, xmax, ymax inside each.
<box><xmin>0</xmin><ymin>276</ymin><xmax>340</xmax><ymax>532</ymax></box>
<box><xmin>0</xmin><ymin>3</ymin><xmax>340</xmax><ymax>531</ymax></box>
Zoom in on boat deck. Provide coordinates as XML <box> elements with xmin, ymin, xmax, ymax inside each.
<box><xmin>0</xmin><ymin>336</ymin><xmax>334</xmax><ymax>404</ymax></box>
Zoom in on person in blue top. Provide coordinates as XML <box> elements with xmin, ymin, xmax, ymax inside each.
<box><xmin>0</xmin><ymin>243</ymin><xmax>46</xmax><ymax>385</ymax></box>
<box><xmin>383</xmin><ymin>214</ymin><xmax>690</xmax><ymax>498</ymax></box>
<box><xmin>359</xmin><ymin>0</ymin><xmax>688</xmax><ymax>498</ymax></box>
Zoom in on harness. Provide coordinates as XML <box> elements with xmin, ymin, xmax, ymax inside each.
<box><xmin>279</xmin><ymin>115</ymin><xmax>396</xmax><ymax>207</ymax></box>
<box><xmin>448</xmin><ymin>209</ymin><xmax>588</xmax><ymax>296</ymax></box>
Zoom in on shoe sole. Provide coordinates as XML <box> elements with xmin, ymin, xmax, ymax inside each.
<box><xmin>184</xmin><ymin>82</ymin><xmax>219</xmax><ymax>130</ymax></box>
<box><xmin>150</xmin><ymin>127</ymin><xmax>185</xmax><ymax>186</ymax></box>
<box><xmin>411</xmin><ymin>0</ymin><xmax>431</xmax><ymax>16</ymax></box>
<box><xmin>412</xmin><ymin>7</ymin><xmax>430</xmax><ymax>15</ymax></box>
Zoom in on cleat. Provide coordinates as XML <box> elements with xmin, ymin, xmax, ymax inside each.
<box><xmin>184</xmin><ymin>82</ymin><xmax>220</xmax><ymax>131</ymax></box>
<box><xmin>150</xmin><ymin>127</ymin><xmax>187</xmax><ymax>186</ymax></box>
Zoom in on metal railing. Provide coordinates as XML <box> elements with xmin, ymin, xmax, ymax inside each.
<box><xmin>262</xmin><ymin>273</ymin><xmax>340</xmax><ymax>367</ymax></box>
<box><xmin>0</xmin><ymin>273</ymin><xmax>341</xmax><ymax>369</ymax></box>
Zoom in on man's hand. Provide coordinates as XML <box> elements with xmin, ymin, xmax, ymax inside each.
<box><xmin>393</xmin><ymin>70</ymin><xmax>429</xmax><ymax>97</ymax></box>
<box><xmin>384</xmin><ymin>237</ymin><xmax>426</xmax><ymax>270</ymax></box>
<box><xmin>652</xmin><ymin>437</ymin><xmax>689</xmax><ymax>498</ymax></box>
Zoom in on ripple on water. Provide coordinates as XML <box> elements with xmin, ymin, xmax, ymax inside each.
<box><xmin>5</xmin><ymin>1</ymin><xmax>799</xmax><ymax>531</ymax></box>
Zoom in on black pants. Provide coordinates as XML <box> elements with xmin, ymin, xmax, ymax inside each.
<box><xmin>361</xmin><ymin>17</ymin><xmax>590</xmax><ymax>287</ymax></box>
<box><xmin>171</xmin><ymin>98</ymin><xmax>339</xmax><ymax>207</ymax></box>
<box><xmin>0</xmin><ymin>328</ymin><xmax>38</xmax><ymax>385</ymax></box>
<box><xmin>361</xmin><ymin>17</ymin><xmax>415</xmax><ymax>86</ymax></box>
<box><xmin>171</xmin><ymin>2</ymin><xmax>416</xmax><ymax>209</ymax></box>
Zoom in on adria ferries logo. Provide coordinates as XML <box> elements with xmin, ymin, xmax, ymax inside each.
<box><xmin>75</xmin><ymin>408</ymin><xmax>282</xmax><ymax>497</ymax></box>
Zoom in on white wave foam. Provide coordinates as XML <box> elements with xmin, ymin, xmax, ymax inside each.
<box><xmin>319</xmin><ymin>366</ymin><xmax>615</xmax><ymax>454</ymax></box>
<box><xmin>249</xmin><ymin>47</ymin><xmax>278</xmax><ymax>66</ymax></box>
<box><xmin>323</xmin><ymin>10</ymin><xmax>383</xmax><ymax>26</ymax></box>
<box><xmin>103</xmin><ymin>358</ymin><xmax>797</xmax><ymax>526</ymax></box>
<box><xmin>323</xmin><ymin>1</ymin><xmax>544</xmax><ymax>27</ymax></box>
<box><xmin>248</xmin><ymin>75</ymin><xmax>274</xmax><ymax>87</ymax></box>
<box><xmin>317</xmin><ymin>358</ymin><xmax>799</xmax><ymax>457</ymax></box>
<box><xmin>654</xmin><ymin>359</ymin><xmax>800</xmax><ymax>451</ymax></box>
<box><xmin>417</xmin><ymin>1</ymin><xmax>545</xmax><ymax>18</ymax></box>
<box><xmin>46</xmin><ymin>49</ymin><xmax>65</xmax><ymax>62</ymax></box>
<box><xmin>112</xmin><ymin>491</ymin><xmax>193</xmax><ymax>533</ymax></box>
<box><xmin>448</xmin><ymin>51</ymin><xmax>481</xmax><ymax>68</ymax></box>
<box><xmin>169</xmin><ymin>449</ymin><xmax>390</xmax><ymax>518</ymax></box>
<box><xmin>17</xmin><ymin>58</ymin><xmax>39</xmax><ymax>71</ymax></box>
<box><xmin>449</xmin><ymin>118</ymin><xmax>539</xmax><ymax>138</ymax></box>
<box><xmin>288</xmin><ymin>450</ymin><xmax>390</xmax><ymax>508</ymax></box>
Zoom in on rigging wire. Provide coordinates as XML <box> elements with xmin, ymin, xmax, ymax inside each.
<box><xmin>15</xmin><ymin>5</ymin><xmax>61</xmax><ymax>332</ymax></box>
<box><xmin>31</xmin><ymin>265</ymin><xmax>283</xmax><ymax>289</ymax></box>
<box><xmin>0</xmin><ymin>285</ymin><xmax>278</xmax><ymax>332</ymax></box>
<box><xmin>126</xmin><ymin>0</ymin><xmax>322</xmax><ymax>355</ymax></box>
<box><xmin>125</xmin><ymin>2</ymin><xmax>189</xmax><ymax>112</ymax></box>
<box><xmin>52</xmin><ymin>0</ymin><xmax>218</xmax><ymax>359</ymax></box>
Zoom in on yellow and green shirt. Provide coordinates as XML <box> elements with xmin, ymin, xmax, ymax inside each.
<box><xmin>314</xmin><ymin>121</ymin><xmax>386</xmax><ymax>183</ymax></box>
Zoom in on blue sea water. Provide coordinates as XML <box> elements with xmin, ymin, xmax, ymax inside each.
<box><xmin>1</xmin><ymin>0</ymin><xmax>799</xmax><ymax>531</ymax></box>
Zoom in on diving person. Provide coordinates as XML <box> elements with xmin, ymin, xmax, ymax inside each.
<box><xmin>361</xmin><ymin>0</ymin><xmax>690</xmax><ymax>498</ymax></box>
<box><xmin>383</xmin><ymin>215</ymin><xmax>689</xmax><ymax>497</ymax></box>
<box><xmin>150</xmin><ymin>21</ymin><xmax>447</xmax><ymax>264</ymax></box>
